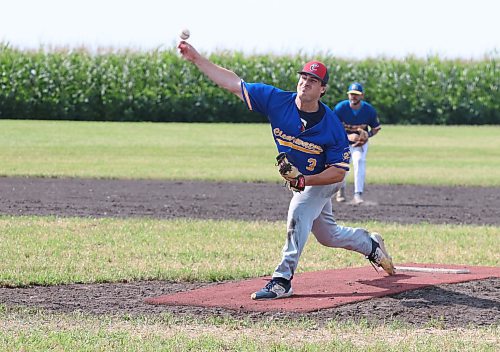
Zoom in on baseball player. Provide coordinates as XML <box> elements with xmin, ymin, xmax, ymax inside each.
<box><xmin>178</xmin><ymin>41</ymin><xmax>395</xmax><ymax>300</ymax></box>
<box><xmin>334</xmin><ymin>83</ymin><xmax>381</xmax><ymax>205</ymax></box>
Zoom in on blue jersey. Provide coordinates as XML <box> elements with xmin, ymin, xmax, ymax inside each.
<box><xmin>334</xmin><ymin>100</ymin><xmax>381</xmax><ymax>135</ymax></box>
<box><xmin>241</xmin><ymin>81</ymin><xmax>350</xmax><ymax>175</ymax></box>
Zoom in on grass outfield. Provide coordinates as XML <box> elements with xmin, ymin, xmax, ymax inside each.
<box><xmin>0</xmin><ymin>120</ymin><xmax>499</xmax><ymax>351</ymax></box>
<box><xmin>1</xmin><ymin>217</ymin><xmax>498</xmax><ymax>286</ymax></box>
<box><xmin>1</xmin><ymin>307</ymin><xmax>497</xmax><ymax>351</ymax></box>
<box><xmin>1</xmin><ymin>120</ymin><xmax>499</xmax><ymax>186</ymax></box>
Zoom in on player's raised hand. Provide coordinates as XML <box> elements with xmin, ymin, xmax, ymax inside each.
<box><xmin>177</xmin><ymin>37</ymin><xmax>243</xmax><ymax>101</ymax></box>
<box><xmin>177</xmin><ymin>41</ymin><xmax>201</xmax><ymax>63</ymax></box>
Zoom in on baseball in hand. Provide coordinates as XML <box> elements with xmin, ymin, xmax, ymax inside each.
<box><xmin>179</xmin><ymin>28</ymin><xmax>190</xmax><ymax>40</ymax></box>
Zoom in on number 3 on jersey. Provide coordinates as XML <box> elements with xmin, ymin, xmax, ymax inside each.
<box><xmin>306</xmin><ymin>158</ymin><xmax>317</xmax><ymax>172</ymax></box>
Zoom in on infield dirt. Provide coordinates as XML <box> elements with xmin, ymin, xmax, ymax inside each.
<box><xmin>0</xmin><ymin>177</ymin><xmax>498</xmax><ymax>328</ymax></box>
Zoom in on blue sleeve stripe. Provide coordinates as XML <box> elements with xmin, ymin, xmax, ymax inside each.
<box><xmin>241</xmin><ymin>82</ymin><xmax>253</xmax><ymax>111</ymax></box>
<box><xmin>330</xmin><ymin>163</ymin><xmax>350</xmax><ymax>171</ymax></box>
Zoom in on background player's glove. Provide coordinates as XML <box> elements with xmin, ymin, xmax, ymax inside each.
<box><xmin>276</xmin><ymin>152</ymin><xmax>305</xmax><ymax>192</ymax></box>
<box><xmin>352</xmin><ymin>128</ymin><xmax>369</xmax><ymax>147</ymax></box>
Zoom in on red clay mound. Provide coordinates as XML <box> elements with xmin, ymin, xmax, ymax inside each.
<box><xmin>145</xmin><ymin>264</ymin><xmax>499</xmax><ymax>313</ymax></box>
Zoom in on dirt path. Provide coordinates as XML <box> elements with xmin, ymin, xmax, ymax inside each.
<box><xmin>1</xmin><ymin>177</ymin><xmax>499</xmax><ymax>225</ymax></box>
<box><xmin>0</xmin><ymin>177</ymin><xmax>499</xmax><ymax>328</ymax></box>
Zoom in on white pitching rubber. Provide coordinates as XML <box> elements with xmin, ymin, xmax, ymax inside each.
<box><xmin>395</xmin><ymin>266</ymin><xmax>471</xmax><ymax>274</ymax></box>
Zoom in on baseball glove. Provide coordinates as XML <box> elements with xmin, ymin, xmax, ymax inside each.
<box><xmin>276</xmin><ymin>152</ymin><xmax>305</xmax><ymax>192</ymax></box>
<box><xmin>352</xmin><ymin>128</ymin><xmax>369</xmax><ymax>147</ymax></box>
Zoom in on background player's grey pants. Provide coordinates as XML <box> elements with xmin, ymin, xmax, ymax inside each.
<box><xmin>273</xmin><ymin>183</ymin><xmax>374</xmax><ymax>281</ymax></box>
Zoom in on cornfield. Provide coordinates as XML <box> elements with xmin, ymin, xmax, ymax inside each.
<box><xmin>0</xmin><ymin>44</ymin><xmax>498</xmax><ymax>124</ymax></box>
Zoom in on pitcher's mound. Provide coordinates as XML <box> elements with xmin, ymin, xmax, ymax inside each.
<box><xmin>145</xmin><ymin>264</ymin><xmax>499</xmax><ymax>313</ymax></box>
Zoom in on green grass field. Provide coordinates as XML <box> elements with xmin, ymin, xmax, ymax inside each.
<box><xmin>1</xmin><ymin>120</ymin><xmax>499</xmax><ymax>185</ymax></box>
<box><xmin>1</xmin><ymin>217</ymin><xmax>497</xmax><ymax>287</ymax></box>
<box><xmin>0</xmin><ymin>120</ymin><xmax>499</xmax><ymax>351</ymax></box>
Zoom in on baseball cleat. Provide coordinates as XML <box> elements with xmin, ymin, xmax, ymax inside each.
<box><xmin>353</xmin><ymin>192</ymin><xmax>364</xmax><ymax>205</ymax></box>
<box><xmin>336</xmin><ymin>188</ymin><xmax>346</xmax><ymax>202</ymax></box>
<box><xmin>251</xmin><ymin>278</ymin><xmax>293</xmax><ymax>300</ymax></box>
<box><xmin>367</xmin><ymin>233</ymin><xmax>395</xmax><ymax>275</ymax></box>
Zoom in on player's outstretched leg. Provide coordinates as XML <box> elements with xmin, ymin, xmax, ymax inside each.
<box><xmin>367</xmin><ymin>233</ymin><xmax>395</xmax><ymax>275</ymax></box>
<box><xmin>251</xmin><ymin>277</ymin><xmax>292</xmax><ymax>300</ymax></box>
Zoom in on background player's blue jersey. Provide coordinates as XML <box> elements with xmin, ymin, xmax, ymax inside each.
<box><xmin>241</xmin><ymin>81</ymin><xmax>350</xmax><ymax>175</ymax></box>
<box><xmin>334</xmin><ymin>100</ymin><xmax>380</xmax><ymax>135</ymax></box>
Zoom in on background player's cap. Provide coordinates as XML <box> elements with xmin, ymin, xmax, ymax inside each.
<box><xmin>298</xmin><ymin>61</ymin><xmax>329</xmax><ymax>84</ymax></box>
<box><xmin>347</xmin><ymin>82</ymin><xmax>364</xmax><ymax>95</ymax></box>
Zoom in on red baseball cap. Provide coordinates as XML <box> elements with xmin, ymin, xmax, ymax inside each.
<box><xmin>297</xmin><ymin>61</ymin><xmax>329</xmax><ymax>84</ymax></box>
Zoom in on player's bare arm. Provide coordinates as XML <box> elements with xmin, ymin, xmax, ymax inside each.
<box><xmin>304</xmin><ymin>166</ymin><xmax>346</xmax><ymax>186</ymax></box>
<box><xmin>177</xmin><ymin>41</ymin><xmax>243</xmax><ymax>101</ymax></box>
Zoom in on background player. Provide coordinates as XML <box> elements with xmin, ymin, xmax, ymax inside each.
<box><xmin>177</xmin><ymin>40</ymin><xmax>395</xmax><ymax>300</ymax></box>
<box><xmin>334</xmin><ymin>83</ymin><xmax>381</xmax><ymax>205</ymax></box>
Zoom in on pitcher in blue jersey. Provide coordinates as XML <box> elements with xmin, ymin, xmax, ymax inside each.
<box><xmin>178</xmin><ymin>40</ymin><xmax>395</xmax><ymax>300</ymax></box>
<box><xmin>334</xmin><ymin>83</ymin><xmax>381</xmax><ymax>204</ymax></box>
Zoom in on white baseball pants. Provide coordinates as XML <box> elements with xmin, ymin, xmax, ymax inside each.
<box><xmin>340</xmin><ymin>142</ymin><xmax>369</xmax><ymax>194</ymax></box>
